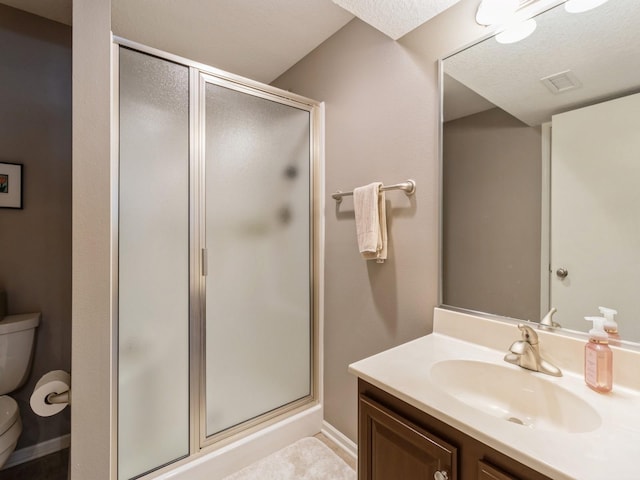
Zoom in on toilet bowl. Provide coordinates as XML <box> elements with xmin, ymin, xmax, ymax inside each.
<box><xmin>0</xmin><ymin>396</ymin><xmax>21</xmax><ymax>467</ymax></box>
<box><xmin>0</xmin><ymin>312</ymin><xmax>39</xmax><ymax>468</ymax></box>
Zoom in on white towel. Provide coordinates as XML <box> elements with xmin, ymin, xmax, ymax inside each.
<box><xmin>353</xmin><ymin>182</ymin><xmax>387</xmax><ymax>263</ymax></box>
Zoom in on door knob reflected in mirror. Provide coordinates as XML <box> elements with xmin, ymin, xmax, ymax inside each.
<box><xmin>556</xmin><ymin>268</ymin><xmax>569</xmax><ymax>279</ymax></box>
<box><xmin>434</xmin><ymin>471</ymin><xmax>448</xmax><ymax>480</ymax></box>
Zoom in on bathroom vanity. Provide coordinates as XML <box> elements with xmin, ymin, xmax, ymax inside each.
<box><xmin>349</xmin><ymin>308</ymin><xmax>640</xmax><ymax>480</ymax></box>
<box><xmin>358</xmin><ymin>379</ymin><xmax>549</xmax><ymax>480</ymax></box>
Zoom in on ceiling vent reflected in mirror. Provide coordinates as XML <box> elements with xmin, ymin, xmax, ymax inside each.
<box><xmin>540</xmin><ymin>70</ymin><xmax>582</xmax><ymax>94</ymax></box>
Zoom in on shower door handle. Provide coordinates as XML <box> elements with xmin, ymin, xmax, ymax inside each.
<box><xmin>202</xmin><ymin>248</ymin><xmax>208</xmax><ymax>276</ymax></box>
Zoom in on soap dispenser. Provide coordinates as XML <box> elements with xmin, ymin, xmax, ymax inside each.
<box><xmin>599</xmin><ymin>306</ymin><xmax>620</xmax><ymax>340</ymax></box>
<box><xmin>584</xmin><ymin>316</ymin><xmax>613</xmax><ymax>393</ymax></box>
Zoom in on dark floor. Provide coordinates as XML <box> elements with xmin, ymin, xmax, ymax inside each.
<box><xmin>0</xmin><ymin>448</ymin><xmax>68</xmax><ymax>480</ymax></box>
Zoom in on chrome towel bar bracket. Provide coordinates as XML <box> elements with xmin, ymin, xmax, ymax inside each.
<box><xmin>332</xmin><ymin>179</ymin><xmax>416</xmax><ymax>204</ymax></box>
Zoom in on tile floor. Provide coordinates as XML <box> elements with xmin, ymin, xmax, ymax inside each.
<box><xmin>0</xmin><ymin>448</ymin><xmax>68</xmax><ymax>480</ymax></box>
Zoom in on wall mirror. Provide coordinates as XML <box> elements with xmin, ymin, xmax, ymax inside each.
<box><xmin>441</xmin><ymin>0</ymin><xmax>640</xmax><ymax>346</ymax></box>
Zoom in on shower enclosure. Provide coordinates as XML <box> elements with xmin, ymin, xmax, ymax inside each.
<box><xmin>115</xmin><ymin>42</ymin><xmax>323</xmax><ymax>480</ymax></box>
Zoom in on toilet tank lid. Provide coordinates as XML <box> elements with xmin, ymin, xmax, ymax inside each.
<box><xmin>0</xmin><ymin>313</ymin><xmax>40</xmax><ymax>334</ymax></box>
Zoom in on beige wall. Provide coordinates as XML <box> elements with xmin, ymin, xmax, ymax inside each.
<box><xmin>0</xmin><ymin>4</ymin><xmax>71</xmax><ymax>450</ymax></box>
<box><xmin>72</xmin><ymin>0</ymin><xmax>114</xmax><ymax>478</ymax></box>
<box><xmin>273</xmin><ymin>18</ymin><xmax>436</xmax><ymax>442</ymax></box>
<box><xmin>272</xmin><ymin>0</ymin><xmax>488</xmax><ymax>442</ymax></box>
<box><xmin>443</xmin><ymin>108</ymin><xmax>542</xmax><ymax>322</ymax></box>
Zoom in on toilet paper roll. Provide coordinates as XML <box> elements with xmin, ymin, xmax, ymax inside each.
<box><xmin>30</xmin><ymin>370</ymin><xmax>70</xmax><ymax>417</ymax></box>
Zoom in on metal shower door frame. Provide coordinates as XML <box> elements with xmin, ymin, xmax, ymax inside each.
<box><xmin>112</xmin><ymin>36</ymin><xmax>324</xmax><ymax>478</ymax></box>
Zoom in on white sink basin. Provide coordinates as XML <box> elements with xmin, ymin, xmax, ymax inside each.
<box><xmin>430</xmin><ymin>359</ymin><xmax>601</xmax><ymax>433</ymax></box>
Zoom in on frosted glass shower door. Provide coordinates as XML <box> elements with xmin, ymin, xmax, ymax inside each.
<box><xmin>203</xmin><ymin>80</ymin><xmax>312</xmax><ymax>437</ymax></box>
<box><xmin>118</xmin><ymin>48</ymin><xmax>190</xmax><ymax>479</ymax></box>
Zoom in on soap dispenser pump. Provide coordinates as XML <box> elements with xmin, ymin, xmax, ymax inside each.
<box><xmin>584</xmin><ymin>316</ymin><xmax>613</xmax><ymax>393</ymax></box>
<box><xmin>598</xmin><ymin>306</ymin><xmax>620</xmax><ymax>340</ymax></box>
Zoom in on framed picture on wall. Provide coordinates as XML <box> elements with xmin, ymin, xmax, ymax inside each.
<box><xmin>0</xmin><ymin>162</ymin><xmax>23</xmax><ymax>209</ymax></box>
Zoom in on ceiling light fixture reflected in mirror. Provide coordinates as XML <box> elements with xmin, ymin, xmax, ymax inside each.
<box><xmin>475</xmin><ymin>0</ymin><xmax>520</xmax><ymax>26</ymax></box>
<box><xmin>564</xmin><ymin>0</ymin><xmax>609</xmax><ymax>13</ymax></box>
<box><xmin>476</xmin><ymin>0</ymin><xmax>541</xmax><ymax>44</ymax></box>
<box><xmin>496</xmin><ymin>18</ymin><xmax>538</xmax><ymax>44</ymax></box>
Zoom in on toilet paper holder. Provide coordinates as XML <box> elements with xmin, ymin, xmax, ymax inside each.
<box><xmin>46</xmin><ymin>390</ymin><xmax>70</xmax><ymax>405</ymax></box>
<box><xmin>31</xmin><ymin>370</ymin><xmax>71</xmax><ymax>417</ymax></box>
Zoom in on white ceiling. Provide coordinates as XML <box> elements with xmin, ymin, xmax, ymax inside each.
<box><xmin>444</xmin><ymin>0</ymin><xmax>640</xmax><ymax>126</ymax></box>
<box><xmin>1</xmin><ymin>0</ymin><xmax>461</xmax><ymax>84</ymax></box>
<box><xmin>332</xmin><ymin>0</ymin><xmax>463</xmax><ymax>40</ymax></box>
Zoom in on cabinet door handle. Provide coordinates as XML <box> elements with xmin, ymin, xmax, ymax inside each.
<box><xmin>434</xmin><ymin>471</ymin><xmax>448</xmax><ymax>480</ymax></box>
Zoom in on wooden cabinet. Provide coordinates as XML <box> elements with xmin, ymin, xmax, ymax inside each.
<box><xmin>358</xmin><ymin>380</ymin><xmax>551</xmax><ymax>480</ymax></box>
<box><xmin>477</xmin><ymin>461</ymin><xmax>518</xmax><ymax>480</ymax></box>
<box><xmin>359</xmin><ymin>394</ymin><xmax>457</xmax><ymax>480</ymax></box>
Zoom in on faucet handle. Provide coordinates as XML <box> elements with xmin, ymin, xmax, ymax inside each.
<box><xmin>517</xmin><ymin>324</ymin><xmax>538</xmax><ymax>345</ymax></box>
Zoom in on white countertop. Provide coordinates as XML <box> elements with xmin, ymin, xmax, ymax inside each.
<box><xmin>348</xmin><ymin>312</ymin><xmax>640</xmax><ymax>480</ymax></box>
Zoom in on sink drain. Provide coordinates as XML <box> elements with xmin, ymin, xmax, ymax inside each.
<box><xmin>507</xmin><ymin>417</ymin><xmax>525</xmax><ymax>425</ymax></box>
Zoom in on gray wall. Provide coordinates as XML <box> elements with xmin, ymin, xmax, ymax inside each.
<box><xmin>272</xmin><ymin>19</ymin><xmax>438</xmax><ymax>442</ymax></box>
<box><xmin>443</xmin><ymin>108</ymin><xmax>542</xmax><ymax>322</ymax></box>
<box><xmin>0</xmin><ymin>5</ymin><xmax>71</xmax><ymax>449</ymax></box>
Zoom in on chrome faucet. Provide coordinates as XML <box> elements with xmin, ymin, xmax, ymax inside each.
<box><xmin>504</xmin><ymin>324</ymin><xmax>562</xmax><ymax>377</ymax></box>
<box><xmin>540</xmin><ymin>307</ymin><xmax>561</xmax><ymax>330</ymax></box>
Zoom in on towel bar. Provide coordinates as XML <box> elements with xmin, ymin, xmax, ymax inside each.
<box><xmin>332</xmin><ymin>179</ymin><xmax>416</xmax><ymax>204</ymax></box>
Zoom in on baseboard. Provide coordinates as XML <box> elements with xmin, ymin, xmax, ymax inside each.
<box><xmin>1</xmin><ymin>433</ymin><xmax>70</xmax><ymax>470</ymax></box>
<box><xmin>321</xmin><ymin>421</ymin><xmax>357</xmax><ymax>460</ymax></box>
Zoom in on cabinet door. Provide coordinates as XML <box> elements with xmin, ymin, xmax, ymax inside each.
<box><xmin>359</xmin><ymin>395</ymin><xmax>457</xmax><ymax>480</ymax></box>
<box><xmin>478</xmin><ymin>460</ymin><xmax>519</xmax><ymax>480</ymax></box>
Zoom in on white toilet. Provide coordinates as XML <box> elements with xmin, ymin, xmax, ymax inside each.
<box><xmin>0</xmin><ymin>313</ymin><xmax>40</xmax><ymax>467</ymax></box>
